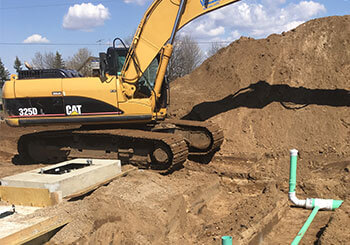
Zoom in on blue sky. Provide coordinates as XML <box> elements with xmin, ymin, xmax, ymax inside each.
<box><xmin>0</xmin><ymin>0</ymin><xmax>349</xmax><ymax>74</ymax></box>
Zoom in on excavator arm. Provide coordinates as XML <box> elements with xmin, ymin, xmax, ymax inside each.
<box><xmin>121</xmin><ymin>0</ymin><xmax>241</xmax><ymax>105</ymax></box>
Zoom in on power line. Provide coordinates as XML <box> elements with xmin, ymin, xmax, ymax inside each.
<box><xmin>197</xmin><ymin>41</ymin><xmax>232</xmax><ymax>44</ymax></box>
<box><xmin>0</xmin><ymin>0</ymin><xmax>115</xmax><ymax>10</ymax></box>
<box><xmin>0</xmin><ymin>42</ymin><xmax>110</xmax><ymax>46</ymax></box>
<box><xmin>0</xmin><ymin>41</ymin><xmax>232</xmax><ymax>46</ymax></box>
<box><xmin>0</xmin><ymin>2</ymin><xmax>74</xmax><ymax>10</ymax></box>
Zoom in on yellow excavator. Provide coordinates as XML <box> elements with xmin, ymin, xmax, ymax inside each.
<box><xmin>2</xmin><ymin>0</ymin><xmax>241</xmax><ymax>170</ymax></box>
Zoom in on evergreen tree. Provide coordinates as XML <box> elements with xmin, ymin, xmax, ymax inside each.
<box><xmin>53</xmin><ymin>51</ymin><xmax>64</xmax><ymax>69</ymax></box>
<box><xmin>0</xmin><ymin>58</ymin><xmax>9</xmax><ymax>86</ymax></box>
<box><xmin>14</xmin><ymin>56</ymin><xmax>22</xmax><ymax>73</ymax></box>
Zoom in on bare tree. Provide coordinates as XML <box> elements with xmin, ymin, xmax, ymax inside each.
<box><xmin>167</xmin><ymin>35</ymin><xmax>203</xmax><ymax>81</ymax></box>
<box><xmin>207</xmin><ymin>41</ymin><xmax>225</xmax><ymax>58</ymax></box>
<box><xmin>123</xmin><ymin>33</ymin><xmax>134</xmax><ymax>47</ymax></box>
<box><xmin>65</xmin><ymin>48</ymin><xmax>92</xmax><ymax>76</ymax></box>
<box><xmin>31</xmin><ymin>52</ymin><xmax>56</xmax><ymax>69</ymax></box>
<box><xmin>31</xmin><ymin>52</ymin><xmax>44</xmax><ymax>69</ymax></box>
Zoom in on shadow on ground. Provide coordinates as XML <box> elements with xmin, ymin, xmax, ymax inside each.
<box><xmin>182</xmin><ymin>80</ymin><xmax>350</xmax><ymax>121</ymax></box>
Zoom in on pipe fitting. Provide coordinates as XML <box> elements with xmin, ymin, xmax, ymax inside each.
<box><xmin>290</xmin><ymin>149</ymin><xmax>298</xmax><ymax>157</ymax></box>
<box><xmin>306</xmin><ymin>198</ymin><xmax>343</xmax><ymax>211</ymax></box>
<box><xmin>289</xmin><ymin>192</ymin><xmax>306</xmax><ymax>207</ymax></box>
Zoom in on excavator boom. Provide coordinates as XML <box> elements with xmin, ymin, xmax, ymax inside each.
<box><xmin>122</xmin><ymin>0</ymin><xmax>241</xmax><ymax>85</ymax></box>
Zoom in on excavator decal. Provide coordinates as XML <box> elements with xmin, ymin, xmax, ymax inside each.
<box><xmin>3</xmin><ymin>96</ymin><xmax>124</xmax><ymax>118</ymax></box>
<box><xmin>200</xmin><ymin>0</ymin><xmax>220</xmax><ymax>9</ymax></box>
<box><xmin>65</xmin><ymin>105</ymin><xmax>82</xmax><ymax>116</ymax></box>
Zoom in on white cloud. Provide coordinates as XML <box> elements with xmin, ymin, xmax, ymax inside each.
<box><xmin>261</xmin><ymin>0</ymin><xmax>286</xmax><ymax>9</ymax></box>
<box><xmin>180</xmin><ymin>0</ymin><xmax>326</xmax><ymax>43</ymax></box>
<box><xmin>123</xmin><ymin>0</ymin><xmax>150</xmax><ymax>5</ymax></box>
<box><xmin>230</xmin><ymin>30</ymin><xmax>241</xmax><ymax>40</ymax></box>
<box><xmin>195</xmin><ymin>24</ymin><xmax>225</xmax><ymax>37</ymax></box>
<box><xmin>23</xmin><ymin>34</ymin><xmax>50</xmax><ymax>43</ymax></box>
<box><xmin>63</xmin><ymin>3</ymin><xmax>110</xmax><ymax>31</ymax></box>
<box><xmin>283</xmin><ymin>1</ymin><xmax>326</xmax><ymax>20</ymax></box>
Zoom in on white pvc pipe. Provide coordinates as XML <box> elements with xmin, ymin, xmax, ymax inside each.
<box><xmin>289</xmin><ymin>192</ymin><xmax>306</xmax><ymax>207</ymax></box>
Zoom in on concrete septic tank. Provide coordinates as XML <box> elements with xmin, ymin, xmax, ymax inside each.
<box><xmin>0</xmin><ymin>159</ymin><xmax>121</xmax><ymax>198</ymax></box>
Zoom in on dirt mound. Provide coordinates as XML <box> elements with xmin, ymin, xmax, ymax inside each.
<box><xmin>170</xmin><ymin>15</ymin><xmax>350</xmax><ymax>157</ymax></box>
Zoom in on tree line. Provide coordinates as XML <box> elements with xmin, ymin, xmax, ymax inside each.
<box><xmin>12</xmin><ymin>48</ymin><xmax>93</xmax><ymax>76</ymax></box>
<box><xmin>0</xmin><ymin>35</ymin><xmax>225</xmax><ymax>87</ymax></box>
<box><xmin>0</xmin><ymin>48</ymin><xmax>93</xmax><ymax>87</ymax></box>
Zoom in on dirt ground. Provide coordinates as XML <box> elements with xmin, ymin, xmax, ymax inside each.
<box><xmin>1</xmin><ymin>15</ymin><xmax>350</xmax><ymax>244</ymax></box>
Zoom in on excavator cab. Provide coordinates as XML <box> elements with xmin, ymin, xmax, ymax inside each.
<box><xmin>99</xmin><ymin>39</ymin><xmax>163</xmax><ymax>100</ymax></box>
<box><xmin>99</xmin><ymin>47</ymin><xmax>128</xmax><ymax>80</ymax></box>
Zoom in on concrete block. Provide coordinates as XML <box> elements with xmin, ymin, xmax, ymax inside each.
<box><xmin>0</xmin><ymin>158</ymin><xmax>121</xmax><ymax>198</ymax></box>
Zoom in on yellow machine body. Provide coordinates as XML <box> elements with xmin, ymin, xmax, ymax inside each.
<box><xmin>3</xmin><ymin>74</ymin><xmax>155</xmax><ymax>127</ymax></box>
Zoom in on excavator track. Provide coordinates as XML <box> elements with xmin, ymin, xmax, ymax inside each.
<box><xmin>162</xmin><ymin>119</ymin><xmax>224</xmax><ymax>155</ymax></box>
<box><xmin>16</xmin><ymin>119</ymin><xmax>223</xmax><ymax>171</ymax></box>
<box><xmin>17</xmin><ymin>128</ymin><xmax>188</xmax><ymax>171</ymax></box>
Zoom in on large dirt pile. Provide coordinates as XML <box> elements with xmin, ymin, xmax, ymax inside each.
<box><xmin>170</xmin><ymin>15</ymin><xmax>350</xmax><ymax>157</ymax></box>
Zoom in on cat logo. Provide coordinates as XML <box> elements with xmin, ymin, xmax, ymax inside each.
<box><xmin>66</xmin><ymin>105</ymin><xmax>82</xmax><ymax>116</ymax></box>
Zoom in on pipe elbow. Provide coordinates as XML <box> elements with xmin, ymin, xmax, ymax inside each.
<box><xmin>289</xmin><ymin>192</ymin><xmax>306</xmax><ymax>207</ymax></box>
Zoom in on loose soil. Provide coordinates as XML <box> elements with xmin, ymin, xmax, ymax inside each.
<box><xmin>0</xmin><ymin>15</ymin><xmax>349</xmax><ymax>244</ymax></box>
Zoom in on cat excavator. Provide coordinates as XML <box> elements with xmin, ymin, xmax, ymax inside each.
<box><xmin>2</xmin><ymin>0</ymin><xmax>241</xmax><ymax>170</ymax></box>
